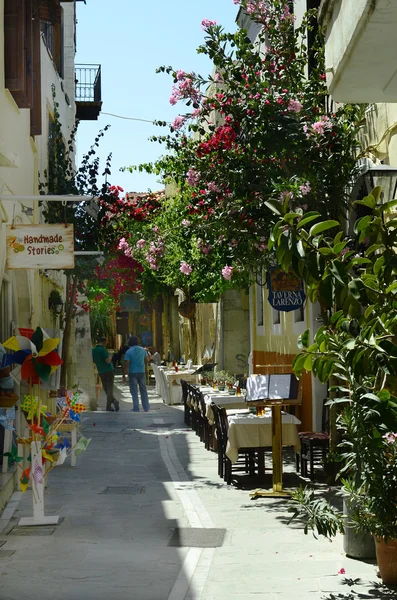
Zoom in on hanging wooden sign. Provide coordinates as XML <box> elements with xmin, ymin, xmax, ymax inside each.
<box><xmin>6</xmin><ymin>224</ymin><xmax>74</xmax><ymax>269</ymax></box>
<box><xmin>266</xmin><ymin>267</ymin><xmax>306</xmax><ymax>312</ymax></box>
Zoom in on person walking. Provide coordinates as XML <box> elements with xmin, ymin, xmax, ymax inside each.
<box><xmin>123</xmin><ymin>336</ymin><xmax>150</xmax><ymax>412</ymax></box>
<box><xmin>92</xmin><ymin>337</ymin><xmax>119</xmax><ymax>412</ymax></box>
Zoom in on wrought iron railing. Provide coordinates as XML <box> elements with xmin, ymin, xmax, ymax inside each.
<box><xmin>75</xmin><ymin>64</ymin><xmax>101</xmax><ymax>102</ymax></box>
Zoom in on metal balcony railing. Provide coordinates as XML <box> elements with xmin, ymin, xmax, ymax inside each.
<box><xmin>75</xmin><ymin>64</ymin><xmax>101</xmax><ymax>103</ymax></box>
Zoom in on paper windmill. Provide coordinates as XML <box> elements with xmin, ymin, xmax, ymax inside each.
<box><xmin>20</xmin><ymin>395</ymin><xmax>48</xmax><ymax>421</ymax></box>
<box><xmin>66</xmin><ymin>393</ymin><xmax>86</xmax><ymax>414</ymax></box>
<box><xmin>2</xmin><ymin>327</ymin><xmax>63</xmax><ymax>382</ymax></box>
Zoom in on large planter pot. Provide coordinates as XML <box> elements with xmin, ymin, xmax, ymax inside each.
<box><xmin>343</xmin><ymin>499</ymin><xmax>376</xmax><ymax>559</ymax></box>
<box><xmin>375</xmin><ymin>537</ymin><xmax>397</xmax><ymax>585</ymax></box>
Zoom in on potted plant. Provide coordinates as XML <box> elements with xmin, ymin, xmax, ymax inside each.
<box><xmin>213</xmin><ymin>370</ymin><xmax>234</xmax><ymax>391</ymax></box>
<box><xmin>48</xmin><ymin>289</ymin><xmax>63</xmax><ymax>317</ymax></box>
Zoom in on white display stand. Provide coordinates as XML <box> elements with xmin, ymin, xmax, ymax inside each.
<box><xmin>18</xmin><ymin>441</ymin><xmax>59</xmax><ymax>526</ymax></box>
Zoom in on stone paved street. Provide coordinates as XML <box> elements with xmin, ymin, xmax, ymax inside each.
<box><xmin>0</xmin><ymin>380</ymin><xmax>393</xmax><ymax>600</ymax></box>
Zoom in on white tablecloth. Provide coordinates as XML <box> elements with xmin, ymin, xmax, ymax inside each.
<box><xmin>226</xmin><ymin>411</ymin><xmax>301</xmax><ymax>464</ymax></box>
<box><xmin>204</xmin><ymin>393</ymin><xmax>247</xmax><ymax>423</ymax></box>
<box><xmin>155</xmin><ymin>367</ymin><xmax>198</xmax><ymax>405</ymax></box>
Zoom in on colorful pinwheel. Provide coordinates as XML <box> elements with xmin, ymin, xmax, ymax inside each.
<box><xmin>20</xmin><ymin>395</ymin><xmax>48</xmax><ymax>420</ymax></box>
<box><xmin>66</xmin><ymin>392</ymin><xmax>86</xmax><ymax>414</ymax></box>
<box><xmin>2</xmin><ymin>327</ymin><xmax>63</xmax><ymax>382</ymax></box>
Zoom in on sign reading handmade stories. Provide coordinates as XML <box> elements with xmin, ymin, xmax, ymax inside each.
<box><xmin>266</xmin><ymin>267</ymin><xmax>306</xmax><ymax>312</ymax></box>
<box><xmin>6</xmin><ymin>224</ymin><xmax>74</xmax><ymax>269</ymax></box>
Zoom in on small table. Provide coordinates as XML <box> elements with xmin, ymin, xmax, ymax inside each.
<box><xmin>247</xmin><ymin>400</ymin><xmax>301</xmax><ymax>497</ymax></box>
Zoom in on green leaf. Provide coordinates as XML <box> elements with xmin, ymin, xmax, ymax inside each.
<box><xmin>330</xmin><ymin>310</ymin><xmax>344</xmax><ymax>325</ymax></box>
<box><xmin>298</xmin><ymin>329</ymin><xmax>310</xmax><ymax>349</ymax></box>
<box><xmin>297</xmin><ymin>213</ymin><xmax>321</xmax><ymax>229</ymax></box>
<box><xmin>355</xmin><ymin>194</ymin><xmax>376</xmax><ymax>210</ymax></box>
<box><xmin>354</xmin><ymin>215</ymin><xmax>372</xmax><ymax>233</ymax></box>
<box><xmin>378</xmin><ymin>199</ymin><xmax>397</xmax><ymax>213</ymax></box>
<box><xmin>264</xmin><ymin>199</ymin><xmax>283</xmax><ymax>216</ymax></box>
<box><xmin>309</xmin><ymin>220</ymin><xmax>340</xmax><ymax>237</ymax></box>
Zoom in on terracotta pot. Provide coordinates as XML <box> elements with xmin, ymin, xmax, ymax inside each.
<box><xmin>375</xmin><ymin>536</ymin><xmax>397</xmax><ymax>585</ymax></box>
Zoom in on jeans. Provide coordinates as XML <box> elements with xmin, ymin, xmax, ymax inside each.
<box><xmin>99</xmin><ymin>371</ymin><xmax>116</xmax><ymax>410</ymax></box>
<box><xmin>129</xmin><ymin>373</ymin><xmax>150</xmax><ymax>412</ymax></box>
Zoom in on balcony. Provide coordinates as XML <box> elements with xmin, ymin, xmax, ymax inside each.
<box><xmin>75</xmin><ymin>64</ymin><xmax>102</xmax><ymax>120</ymax></box>
<box><xmin>319</xmin><ymin>0</ymin><xmax>397</xmax><ymax>102</ymax></box>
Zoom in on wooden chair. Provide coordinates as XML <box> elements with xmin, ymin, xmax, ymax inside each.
<box><xmin>217</xmin><ymin>406</ymin><xmax>266</xmax><ymax>485</ymax></box>
<box><xmin>297</xmin><ymin>399</ymin><xmax>330</xmax><ymax>480</ymax></box>
<box><xmin>180</xmin><ymin>379</ymin><xmax>191</xmax><ymax>426</ymax></box>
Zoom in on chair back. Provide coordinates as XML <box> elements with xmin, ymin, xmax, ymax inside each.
<box><xmin>211</xmin><ymin>403</ymin><xmax>228</xmax><ymax>449</ymax></box>
<box><xmin>180</xmin><ymin>379</ymin><xmax>188</xmax><ymax>404</ymax></box>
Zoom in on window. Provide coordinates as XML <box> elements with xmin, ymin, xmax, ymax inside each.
<box><xmin>272</xmin><ymin>308</ymin><xmax>280</xmax><ymax>325</ymax></box>
<box><xmin>294</xmin><ymin>305</ymin><xmax>305</xmax><ymax>323</ymax></box>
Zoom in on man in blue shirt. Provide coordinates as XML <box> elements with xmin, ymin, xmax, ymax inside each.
<box><xmin>123</xmin><ymin>336</ymin><xmax>150</xmax><ymax>412</ymax></box>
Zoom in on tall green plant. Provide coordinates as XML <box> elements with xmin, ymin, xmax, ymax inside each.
<box><xmin>268</xmin><ymin>187</ymin><xmax>397</xmax><ymax>540</ymax></box>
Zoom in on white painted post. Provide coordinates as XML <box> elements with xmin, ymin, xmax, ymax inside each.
<box><xmin>18</xmin><ymin>441</ymin><xmax>59</xmax><ymax>526</ymax></box>
<box><xmin>71</xmin><ymin>426</ymin><xmax>77</xmax><ymax>467</ymax></box>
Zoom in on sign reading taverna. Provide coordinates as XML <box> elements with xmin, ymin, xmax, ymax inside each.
<box><xmin>266</xmin><ymin>267</ymin><xmax>306</xmax><ymax>312</ymax></box>
<box><xmin>6</xmin><ymin>224</ymin><xmax>74</xmax><ymax>269</ymax></box>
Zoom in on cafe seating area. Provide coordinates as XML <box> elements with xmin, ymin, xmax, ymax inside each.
<box><xmin>180</xmin><ymin>374</ymin><xmax>310</xmax><ymax>491</ymax></box>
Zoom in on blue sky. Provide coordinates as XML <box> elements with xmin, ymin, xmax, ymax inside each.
<box><xmin>75</xmin><ymin>0</ymin><xmax>239</xmax><ymax>194</ymax></box>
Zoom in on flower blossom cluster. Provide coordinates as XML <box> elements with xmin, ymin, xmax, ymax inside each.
<box><xmin>287</xmin><ymin>99</ymin><xmax>303</xmax><ymax>113</ymax></box>
<box><xmin>197</xmin><ymin>125</ymin><xmax>238</xmax><ymax>157</ymax></box>
<box><xmin>170</xmin><ymin>72</ymin><xmax>201</xmax><ymax>107</ymax></box>
<box><xmin>383</xmin><ymin>432</ymin><xmax>397</xmax><ymax>444</ymax></box>
<box><xmin>201</xmin><ymin>19</ymin><xmax>217</xmax><ymax>30</ymax></box>
<box><xmin>197</xmin><ymin>238</ymin><xmax>212</xmax><ymax>255</ymax></box>
<box><xmin>145</xmin><ymin>240</ymin><xmax>165</xmax><ymax>271</ymax></box>
<box><xmin>222</xmin><ymin>265</ymin><xmax>234</xmax><ymax>280</ymax></box>
<box><xmin>304</xmin><ymin>116</ymin><xmax>333</xmax><ymax>137</ymax></box>
<box><xmin>180</xmin><ymin>261</ymin><xmax>193</xmax><ymax>275</ymax></box>
<box><xmin>186</xmin><ymin>168</ymin><xmax>201</xmax><ymax>187</ymax></box>
<box><xmin>118</xmin><ymin>237</ymin><xmax>133</xmax><ymax>258</ymax></box>
<box><xmin>172</xmin><ymin>115</ymin><xmax>186</xmax><ymax>130</ymax></box>
<box><xmin>299</xmin><ymin>182</ymin><xmax>311</xmax><ymax>196</ymax></box>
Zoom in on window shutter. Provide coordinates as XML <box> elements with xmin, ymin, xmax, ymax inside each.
<box><xmin>39</xmin><ymin>0</ymin><xmax>61</xmax><ymax>24</ymax></box>
<box><xmin>30</xmin><ymin>12</ymin><xmax>42</xmax><ymax>136</ymax></box>
<box><xmin>4</xmin><ymin>0</ymin><xmax>26</xmax><ymax>92</ymax></box>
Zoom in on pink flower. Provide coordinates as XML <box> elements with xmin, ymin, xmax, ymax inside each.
<box><xmin>176</xmin><ymin>70</ymin><xmax>186</xmax><ymax>81</ymax></box>
<box><xmin>287</xmin><ymin>99</ymin><xmax>303</xmax><ymax>113</ymax></box>
<box><xmin>201</xmin><ymin>19</ymin><xmax>217</xmax><ymax>30</ymax></box>
<box><xmin>299</xmin><ymin>182</ymin><xmax>311</xmax><ymax>196</ymax></box>
<box><xmin>222</xmin><ymin>265</ymin><xmax>234</xmax><ymax>280</ymax></box>
<box><xmin>186</xmin><ymin>168</ymin><xmax>201</xmax><ymax>187</ymax></box>
<box><xmin>172</xmin><ymin>115</ymin><xmax>186</xmax><ymax>130</ymax></box>
<box><xmin>180</xmin><ymin>261</ymin><xmax>193</xmax><ymax>275</ymax></box>
<box><xmin>338</xmin><ymin>568</ymin><xmax>346</xmax><ymax>575</ymax></box>
<box><xmin>182</xmin><ymin>219</ymin><xmax>191</xmax><ymax>227</ymax></box>
<box><xmin>136</xmin><ymin>239</ymin><xmax>146</xmax><ymax>249</ymax></box>
<box><xmin>383</xmin><ymin>432</ymin><xmax>397</xmax><ymax>444</ymax></box>
<box><xmin>169</xmin><ymin>93</ymin><xmax>179</xmax><ymax>106</ymax></box>
<box><xmin>207</xmin><ymin>181</ymin><xmax>221</xmax><ymax>193</ymax></box>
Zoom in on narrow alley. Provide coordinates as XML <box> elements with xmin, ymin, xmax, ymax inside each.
<box><xmin>0</xmin><ymin>380</ymin><xmax>385</xmax><ymax>600</ymax></box>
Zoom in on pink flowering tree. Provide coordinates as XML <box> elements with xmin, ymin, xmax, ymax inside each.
<box><xmin>124</xmin><ymin>0</ymin><xmax>363</xmax><ymax>297</ymax></box>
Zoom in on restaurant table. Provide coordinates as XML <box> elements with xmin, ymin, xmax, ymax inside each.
<box><xmin>204</xmin><ymin>392</ymin><xmax>247</xmax><ymax>423</ymax></box>
<box><xmin>226</xmin><ymin>410</ymin><xmax>301</xmax><ymax>478</ymax></box>
<box><xmin>156</xmin><ymin>367</ymin><xmax>198</xmax><ymax>405</ymax></box>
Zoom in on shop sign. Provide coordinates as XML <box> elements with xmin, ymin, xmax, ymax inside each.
<box><xmin>266</xmin><ymin>267</ymin><xmax>306</xmax><ymax>312</ymax></box>
<box><xmin>6</xmin><ymin>224</ymin><xmax>74</xmax><ymax>269</ymax></box>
